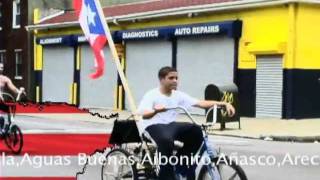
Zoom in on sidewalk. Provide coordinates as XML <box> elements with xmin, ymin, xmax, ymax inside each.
<box><xmin>208</xmin><ymin>118</ymin><xmax>320</xmax><ymax>142</ymax></box>
<box><xmin>20</xmin><ymin>109</ymin><xmax>320</xmax><ymax>143</ymax></box>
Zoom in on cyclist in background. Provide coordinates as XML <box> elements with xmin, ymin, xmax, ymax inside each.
<box><xmin>0</xmin><ymin>63</ymin><xmax>22</xmax><ymax>100</ymax></box>
<box><xmin>0</xmin><ymin>63</ymin><xmax>24</xmax><ymax>133</ymax></box>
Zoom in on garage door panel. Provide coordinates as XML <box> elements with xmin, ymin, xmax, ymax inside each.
<box><xmin>125</xmin><ymin>40</ymin><xmax>172</xmax><ymax>110</ymax></box>
<box><xmin>256</xmin><ymin>56</ymin><xmax>283</xmax><ymax>118</ymax></box>
<box><xmin>177</xmin><ymin>36</ymin><xmax>234</xmax><ymax>114</ymax></box>
<box><xmin>42</xmin><ymin>46</ymin><xmax>74</xmax><ymax>103</ymax></box>
<box><xmin>80</xmin><ymin>45</ymin><xmax>118</xmax><ymax>108</ymax></box>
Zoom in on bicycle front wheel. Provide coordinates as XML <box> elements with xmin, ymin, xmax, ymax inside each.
<box><xmin>4</xmin><ymin>125</ymin><xmax>23</xmax><ymax>154</ymax></box>
<box><xmin>198</xmin><ymin>155</ymin><xmax>247</xmax><ymax>180</ymax></box>
<box><xmin>101</xmin><ymin>148</ymin><xmax>137</xmax><ymax>180</ymax></box>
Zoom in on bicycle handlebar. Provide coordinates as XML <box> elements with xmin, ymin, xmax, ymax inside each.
<box><xmin>166</xmin><ymin>106</ymin><xmax>198</xmax><ymax>125</ymax></box>
<box><xmin>0</xmin><ymin>87</ymin><xmax>26</xmax><ymax>102</ymax></box>
<box><xmin>16</xmin><ymin>87</ymin><xmax>26</xmax><ymax>102</ymax></box>
<box><xmin>166</xmin><ymin>105</ymin><xmax>225</xmax><ymax>126</ymax></box>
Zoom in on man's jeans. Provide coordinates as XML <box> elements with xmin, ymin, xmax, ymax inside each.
<box><xmin>145</xmin><ymin>122</ymin><xmax>203</xmax><ymax>180</ymax></box>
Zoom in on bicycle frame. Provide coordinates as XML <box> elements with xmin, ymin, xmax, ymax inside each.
<box><xmin>0</xmin><ymin>92</ymin><xmax>19</xmax><ymax>126</ymax></box>
<box><xmin>165</xmin><ymin>106</ymin><xmax>222</xmax><ymax>179</ymax></box>
<box><xmin>0</xmin><ymin>89</ymin><xmax>26</xmax><ymax>154</ymax></box>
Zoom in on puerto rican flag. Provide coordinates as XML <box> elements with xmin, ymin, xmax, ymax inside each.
<box><xmin>74</xmin><ymin>0</ymin><xmax>107</xmax><ymax>79</ymax></box>
<box><xmin>0</xmin><ymin>104</ymin><xmax>112</xmax><ymax>180</ymax></box>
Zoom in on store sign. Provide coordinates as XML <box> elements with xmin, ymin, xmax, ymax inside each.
<box><xmin>77</xmin><ymin>36</ymin><xmax>87</xmax><ymax>43</ymax></box>
<box><xmin>37</xmin><ymin>36</ymin><xmax>76</xmax><ymax>46</ymax></box>
<box><xmin>174</xmin><ymin>25</ymin><xmax>220</xmax><ymax>36</ymax></box>
<box><xmin>122</xmin><ymin>30</ymin><xmax>159</xmax><ymax>40</ymax></box>
<box><xmin>36</xmin><ymin>21</ymin><xmax>241</xmax><ymax>45</ymax></box>
<box><xmin>39</xmin><ymin>37</ymin><xmax>63</xmax><ymax>45</ymax></box>
<box><xmin>116</xmin><ymin>21</ymin><xmax>236</xmax><ymax>40</ymax></box>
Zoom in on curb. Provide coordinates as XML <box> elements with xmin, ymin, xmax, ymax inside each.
<box><xmin>259</xmin><ymin>135</ymin><xmax>320</xmax><ymax>143</ymax></box>
<box><xmin>210</xmin><ymin>133</ymin><xmax>260</xmax><ymax>140</ymax></box>
<box><xmin>210</xmin><ymin>133</ymin><xmax>320</xmax><ymax>143</ymax></box>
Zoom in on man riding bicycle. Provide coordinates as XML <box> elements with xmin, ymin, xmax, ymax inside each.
<box><xmin>0</xmin><ymin>63</ymin><xmax>25</xmax><ymax>132</ymax></box>
<box><xmin>137</xmin><ymin>66</ymin><xmax>235</xmax><ymax>180</ymax></box>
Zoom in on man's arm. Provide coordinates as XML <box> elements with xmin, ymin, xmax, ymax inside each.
<box><xmin>194</xmin><ymin>100</ymin><xmax>235</xmax><ymax>117</ymax></box>
<box><xmin>194</xmin><ymin>100</ymin><xmax>227</xmax><ymax>109</ymax></box>
<box><xmin>141</xmin><ymin>105</ymin><xmax>166</xmax><ymax>119</ymax></box>
<box><xmin>137</xmin><ymin>91</ymin><xmax>166</xmax><ymax>119</ymax></box>
<box><xmin>5</xmin><ymin>77</ymin><xmax>19</xmax><ymax>94</ymax></box>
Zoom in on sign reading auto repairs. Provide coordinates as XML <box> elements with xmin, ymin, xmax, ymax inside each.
<box><xmin>174</xmin><ymin>25</ymin><xmax>220</xmax><ymax>36</ymax></box>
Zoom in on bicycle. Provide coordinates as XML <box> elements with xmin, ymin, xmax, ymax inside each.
<box><xmin>101</xmin><ymin>105</ymin><xmax>247</xmax><ymax>180</ymax></box>
<box><xmin>0</xmin><ymin>87</ymin><xmax>25</xmax><ymax>154</ymax></box>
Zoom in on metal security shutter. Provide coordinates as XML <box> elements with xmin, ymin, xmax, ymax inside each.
<box><xmin>177</xmin><ymin>36</ymin><xmax>234</xmax><ymax>114</ymax></box>
<box><xmin>125</xmin><ymin>40</ymin><xmax>172</xmax><ymax>109</ymax></box>
<box><xmin>79</xmin><ymin>45</ymin><xmax>117</xmax><ymax>108</ymax></box>
<box><xmin>256</xmin><ymin>56</ymin><xmax>283</xmax><ymax>118</ymax></box>
<box><xmin>42</xmin><ymin>46</ymin><xmax>74</xmax><ymax>103</ymax></box>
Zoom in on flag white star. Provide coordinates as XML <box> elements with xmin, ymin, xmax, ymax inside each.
<box><xmin>86</xmin><ymin>4</ymin><xmax>96</xmax><ymax>27</ymax></box>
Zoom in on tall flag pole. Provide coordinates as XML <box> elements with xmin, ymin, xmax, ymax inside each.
<box><xmin>74</xmin><ymin>0</ymin><xmax>138</xmax><ymax>113</ymax></box>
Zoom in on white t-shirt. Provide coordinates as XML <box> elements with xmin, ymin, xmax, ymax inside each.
<box><xmin>137</xmin><ymin>88</ymin><xmax>199</xmax><ymax>131</ymax></box>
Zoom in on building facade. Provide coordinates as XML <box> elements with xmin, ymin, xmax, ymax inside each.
<box><xmin>0</xmin><ymin>0</ymin><xmax>174</xmax><ymax>100</ymax></box>
<box><xmin>0</xmin><ymin>0</ymin><xmax>77</xmax><ymax>100</ymax></box>
<box><xmin>0</xmin><ymin>0</ymin><xmax>29</xmax><ymax>93</ymax></box>
<box><xmin>28</xmin><ymin>0</ymin><xmax>320</xmax><ymax>119</ymax></box>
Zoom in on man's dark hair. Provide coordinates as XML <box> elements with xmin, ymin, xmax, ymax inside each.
<box><xmin>158</xmin><ymin>66</ymin><xmax>177</xmax><ymax>80</ymax></box>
